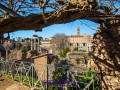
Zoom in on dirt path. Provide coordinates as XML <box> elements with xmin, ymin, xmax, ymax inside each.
<box><xmin>5</xmin><ymin>83</ymin><xmax>30</xmax><ymax>90</ymax></box>
<box><xmin>0</xmin><ymin>75</ymin><xmax>30</xmax><ymax>90</ymax></box>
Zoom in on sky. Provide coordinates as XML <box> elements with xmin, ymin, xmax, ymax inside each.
<box><xmin>7</xmin><ymin>20</ymin><xmax>100</xmax><ymax>40</ymax></box>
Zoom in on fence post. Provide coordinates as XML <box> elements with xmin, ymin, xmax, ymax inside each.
<box><xmin>46</xmin><ymin>65</ymin><xmax>48</xmax><ymax>90</ymax></box>
<box><xmin>12</xmin><ymin>61</ymin><xmax>15</xmax><ymax>80</ymax></box>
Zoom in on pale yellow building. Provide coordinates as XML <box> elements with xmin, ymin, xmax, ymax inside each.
<box><xmin>66</xmin><ymin>27</ymin><xmax>92</xmax><ymax>52</ymax></box>
<box><xmin>40</xmin><ymin>38</ymin><xmax>52</xmax><ymax>48</ymax></box>
<box><xmin>40</xmin><ymin>38</ymin><xmax>53</xmax><ymax>54</ymax></box>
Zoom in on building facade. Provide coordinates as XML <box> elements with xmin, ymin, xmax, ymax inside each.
<box><xmin>40</xmin><ymin>38</ymin><xmax>52</xmax><ymax>48</ymax></box>
<box><xmin>40</xmin><ymin>38</ymin><xmax>53</xmax><ymax>54</ymax></box>
<box><xmin>66</xmin><ymin>27</ymin><xmax>92</xmax><ymax>52</ymax></box>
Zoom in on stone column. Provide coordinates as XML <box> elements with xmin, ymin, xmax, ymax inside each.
<box><xmin>38</xmin><ymin>38</ymin><xmax>40</xmax><ymax>53</ymax></box>
<box><xmin>31</xmin><ymin>39</ymin><xmax>33</xmax><ymax>50</ymax></box>
<box><xmin>34</xmin><ymin>39</ymin><xmax>36</xmax><ymax>50</ymax></box>
<box><xmin>87</xmin><ymin>44</ymin><xmax>89</xmax><ymax>52</ymax></box>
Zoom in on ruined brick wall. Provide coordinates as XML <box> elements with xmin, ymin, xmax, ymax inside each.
<box><xmin>93</xmin><ymin>26</ymin><xmax>120</xmax><ymax>90</ymax></box>
<box><xmin>32</xmin><ymin>54</ymin><xmax>54</xmax><ymax>81</ymax></box>
<box><xmin>9</xmin><ymin>50</ymin><xmax>32</xmax><ymax>60</ymax></box>
<box><xmin>32</xmin><ymin>55</ymin><xmax>48</xmax><ymax>80</ymax></box>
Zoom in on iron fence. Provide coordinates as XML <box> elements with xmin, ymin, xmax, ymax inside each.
<box><xmin>0</xmin><ymin>59</ymin><xmax>101</xmax><ymax>90</ymax></box>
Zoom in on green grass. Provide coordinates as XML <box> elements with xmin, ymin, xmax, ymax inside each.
<box><xmin>5</xmin><ymin>73</ymin><xmax>45</xmax><ymax>89</ymax></box>
<box><xmin>75</xmin><ymin>72</ymin><xmax>99</xmax><ymax>90</ymax></box>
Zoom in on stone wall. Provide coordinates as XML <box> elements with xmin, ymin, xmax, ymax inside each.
<box><xmin>9</xmin><ymin>50</ymin><xmax>37</xmax><ymax>61</ymax></box>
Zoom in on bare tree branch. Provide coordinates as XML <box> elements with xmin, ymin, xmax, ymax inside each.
<box><xmin>0</xmin><ymin>3</ymin><xmax>21</xmax><ymax>17</ymax></box>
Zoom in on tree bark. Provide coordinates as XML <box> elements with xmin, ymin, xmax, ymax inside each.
<box><xmin>93</xmin><ymin>25</ymin><xmax>120</xmax><ymax>90</ymax></box>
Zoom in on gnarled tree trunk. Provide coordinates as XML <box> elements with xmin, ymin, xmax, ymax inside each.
<box><xmin>93</xmin><ymin>25</ymin><xmax>120</xmax><ymax>90</ymax></box>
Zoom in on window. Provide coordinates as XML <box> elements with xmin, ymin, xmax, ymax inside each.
<box><xmin>83</xmin><ymin>43</ymin><xmax>86</xmax><ymax>46</ymax></box>
<box><xmin>69</xmin><ymin>43</ymin><xmax>73</xmax><ymax>46</ymax></box>
<box><xmin>77</xmin><ymin>43</ymin><xmax>79</xmax><ymax>46</ymax></box>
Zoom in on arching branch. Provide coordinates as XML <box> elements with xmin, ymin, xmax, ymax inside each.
<box><xmin>0</xmin><ymin>0</ymin><xmax>119</xmax><ymax>39</ymax></box>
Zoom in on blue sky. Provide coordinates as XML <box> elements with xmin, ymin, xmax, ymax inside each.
<box><xmin>8</xmin><ymin>20</ymin><xmax>100</xmax><ymax>39</ymax></box>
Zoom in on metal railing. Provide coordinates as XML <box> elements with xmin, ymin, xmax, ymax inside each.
<box><xmin>0</xmin><ymin>59</ymin><xmax>101</xmax><ymax>90</ymax></box>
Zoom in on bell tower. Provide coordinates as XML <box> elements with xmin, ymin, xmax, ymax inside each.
<box><xmin>77</xmin><ymin>27</ymin><xmax>80</xmax><ymax>36</ymax></box>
